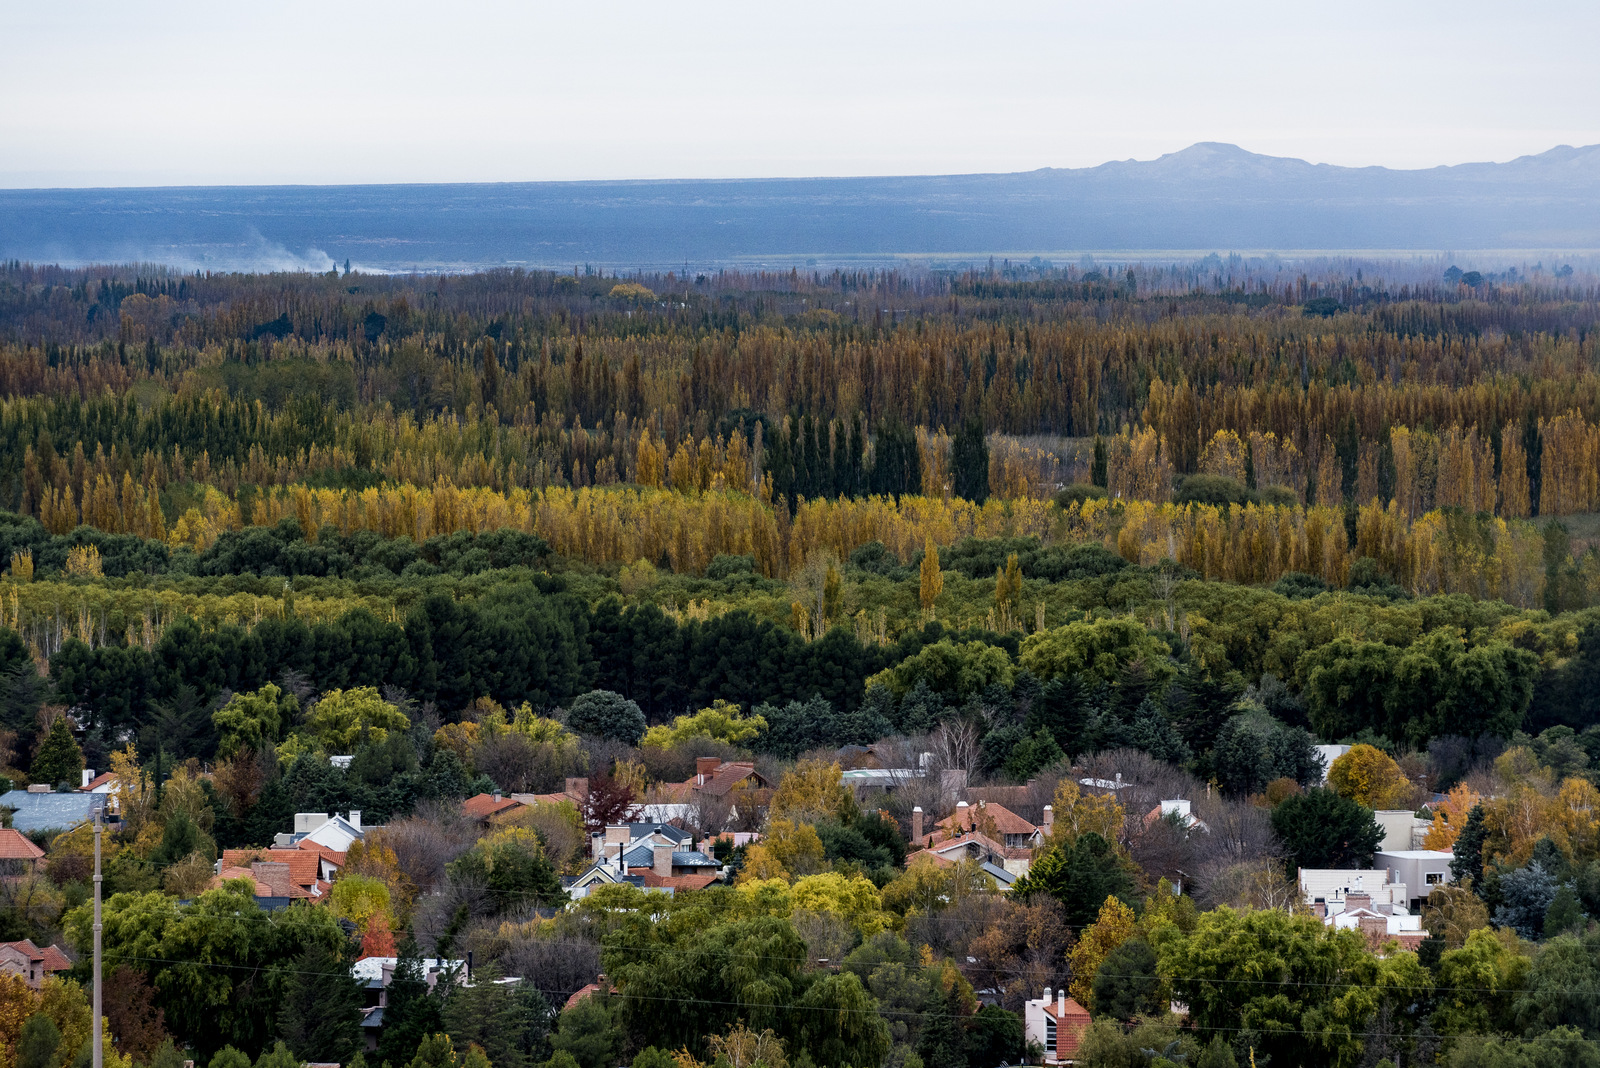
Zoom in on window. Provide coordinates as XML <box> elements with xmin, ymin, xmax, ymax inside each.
<box><xmin>1426</xmin><ymin>872</ymin><xmax>1445</xmax><ymax>885</ymax></box>
<box><xmin>1045</xmin><ymin>1017</ymin><xmax>1056</xmax><ymax>1054</ymax></box>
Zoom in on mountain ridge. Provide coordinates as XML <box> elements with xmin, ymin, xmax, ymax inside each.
<box><xmin>3</xmin><ymin>143</ymin><xmax>1597</xmax><ymax>270</ymax></box>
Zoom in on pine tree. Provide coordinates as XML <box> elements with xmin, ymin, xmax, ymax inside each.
<box><xmin>30</xmin><ymin>714</ymin><xmax>83</xmax><ymax>788</ymax></box>
<box><xmin>278</xmin><ymin>941</ymin><xmax>364</xmax><ymax>1063</ymax></box>
<box><xmin>1091</xmin><ymin>435</ymin><xmax>1108</xmax><ymax>489</ymax></box>
<box><xmin>379</xmin><ymin>936</ymin><xmax>446</xmax><ymax>1068</ymax></box>
<box><xmin>1451</xmin><ymin>804</ymin><xmax>1489</xmax><ymax>891</ymax></box>
<box><xmin>952</xmin><ymin>417</ymin><xmax>990</xmax><ymax>504</ymax></box>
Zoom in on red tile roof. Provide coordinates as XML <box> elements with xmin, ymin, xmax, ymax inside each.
<box><xmin>78</xmin><ymin>773</ymin><xmax>116</xmax><ymax>792</ymax></box>
<box><xmin>564</xmin><ymin>983</ymin><xmax>601</xmax><ymax>1012</ymax></box>
<box><xmin>682</xmin><ymin>762</ymin><xmax>768</xmax><ymax>797</ymax></box>
<box><xmin>1</xmin><ymin>941</ymin><xmax>71</xmax><ymax>973</ymax></box>
<box><xmin>0</xmin><ymin>830</ymin><xmax>45</xmax><ymax>861</ymax></box>
<box><xmin>637</xmin><ymin>871</ymin><xmax>718</xmax><ymax>891</ymax></box>
<box><xmin>462</xmin><ymin>793</ymin><xmax>522</xmax><ymax>820</ymax></box>
<box><xmin>221</xmin><ymin>849</ymin><xmax>320</xmax><ymax>888</ymax></box>
<box><xmin>1045</xmin><ymin>997</ymin><xmax>1092</xmax><ymax>1060</ymax></box>
<box><xmin>295</xmin><ymin>840</ymin><xmax>347</xmax><ymax>867</ymax></box>
<box><xmin>936</xmin><ymin>802</ymin><xmax>1037</xmax><ymax>837</ymax></box>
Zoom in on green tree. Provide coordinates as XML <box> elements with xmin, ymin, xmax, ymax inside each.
<box><xmin>951</xmin><ymin>418</ymin><xmax>989</xmax><ymax>505</ymax></box>
<box><xmin>30</xmin><ymin>715</ymin><xmax>83</xmax><ymax>788</ymax></box>
<box><xmin>443</xmin><ymin>973</ymin><xmax>546</xmax><ymax>1068</ymax></box>
<box><xmin>1008</xmin><ymin>832</ymin><xmax>1136</xmax><ymax>928</ymax></box>
<box><xmin>277</xmin><ymin>940</ymin><xmax>364</xmax><ymax>1063</ymax></box>
<box><xmin>379</xmin><ymin>936</ymin><xmax>447</xmax><ymax>1068</ymax></box>
<box><xmin>209</xmin><ymin>1048</ymin><xmax>252</xmax><ymax>1068</ymax></box>
<box><xmin>549</xmin><ymin>995</ymin><xmax>622</xmax><ymax>1068</ymax></box>
<box><xmin>1452</xmin><ymin>805</ymin><xmax>1489</xmax><ymax>889</ymax></box>
<box><xmin>150</xmin><ymin>810</ymin><xmax>210</xmax><ymax>868</ymax></box>
<box><xmin>16</xmin><ymin>1013</ymin><xmax>61</xmax><ymax>1068</ymax></box>
<box><xmin>1513</xmin><ymin>932</ymin><xmax>1600</xmax><ymax>1039</ymax></box>
<box><xmin>447</xmin><ymin>828</ymin><xmax>565</xmax><ymax>914</ymax></box>
<box><xmin>1019</xmin><ymin>618</ymin><xmax>1171</xmax><ymax>687</ymax></box>
<box><xmin>306</xmin><ymin>687</ymin><xmax>409</xmax><ymax>751</ymax></box>
<box><xmin>800</xmin><ymin>971</ymin><xmax>892</xmax><ymax>1068</ymax></box>
<box><xmin>213</xmin><ymin>683</ymin><xmax>297</xmax><ymax>758</ymax></box>
<box><xmin>1092</xmin><ymin>938</ymin><xmax>1161</xmax><ymax>1022</ymax></box>
<box><xmin>565</xmin><ymin>691</ymin><xmax>647</xmax><ymax>744</ymax></box>
<box><xmin>253</xmin><ymin>1043</ymin><xmax>300</xmax><ymax>1068</ymax></box>
<box><xmin>1270</xmin><ymin>789</ymin><xmax>1383</xmax><ymax>871</ymax></box>
<box><xmin>1301</xmin><ymin>639</ymin><xmax>1398</xmax><ymax>740</ymax></box>
<box><xmin>1212</xmin><ymin>712</ymin><xmax>1322</xmax><ymax>796</ymax></box>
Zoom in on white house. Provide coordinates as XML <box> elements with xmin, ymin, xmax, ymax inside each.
<box><xmin>274</xmin><ymin>811</ymin><xmax>366</xmax><ymax>852</ymax></box>
<box><xmin>1023</xmin><ymin>988</ymin><xmax>1092</xmax><ymax>1065</ymax></box>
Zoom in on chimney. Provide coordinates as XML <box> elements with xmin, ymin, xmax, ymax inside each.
<box><xmin>492</xmin><ymin>791</ymin><xmax>502</xmax><ymax>803</ymax></box>
<box><xmin>1058</xmin><ymin>989</ymin><xmax>1065</xmax><ymax>1015</ymax></box>
<box><xmin>591</xmin><ymin>832</ymin><xmax>604</xmax><ymax>859</ymax></box>
<box><xmin>1043</xmin><ymin>986</ymin><xmax>1051</xmax><ymax>1006</ymax></box>
<box><xmin>1346</xmin><ymin>892</ymin><xmax>1373</xmax><ymax>912</ymax></box>
<box><xmin>605</xmin><ymin>824</ymin><xmax>631</xmax><ymax>847</ymax></box>
<box><xmin>1042</xmin><ymin>804</ymin><xmax>1054</xmax><ymax>831</ymax></box>
<box><xmin>653</xmin><ymin>841</ymin><xmax>673</xmax><ymax>877</ymax></box>
<box><xmin>81</xmin><ymin>769</ymin><xmax>94</xmax><ymax>789</ymax></box>
<box><xmin>911</xmin><ymin>806</ymin><xmax>924</xmax><ymax>842</ymax></box>
<box><xmin>26</xmin><ymin>784</ymin><xmax>50</xmax><ymax>793</ymax></box>
<box><xmin>955</xmin><ymin>800</ymin><xmax>969</xmax><ymax>829</ymax></box>
<box><xmin>696</xmin><ymin>757</ymin><xmax>721</xmax><ymax>785</ymax></box>
<box><xmin>348</xmin><ymin>810</ymin><xmax>361</xmax><ymax>831</ymax></box>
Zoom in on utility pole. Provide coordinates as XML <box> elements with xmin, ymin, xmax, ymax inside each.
<box><xmin>92</xmin><ymin>800</ymin><xmax>102</xmax><ymax>1068</ymax></box>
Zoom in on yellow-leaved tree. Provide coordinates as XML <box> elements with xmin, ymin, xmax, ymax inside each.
<box><xmin>641</xmin><ymin>699</ymin><xmax>767</xmax><ymax>750</ymax></box>
<box><xmin>1068</xmin><ymin>895</ymin><xmax>1138</xmax><ymax>1010</ymax></box>
<box><xmin>1328</xmin><ymin>744</ymin><xmax>1414</xmax><ymax>810</ymax></box>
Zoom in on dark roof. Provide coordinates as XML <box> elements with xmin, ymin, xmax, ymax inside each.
<box><xmin>621</xmin><ymin>822</ymin><xmax>691</xmax><ymax>842</ymax></box>
<box><xmin>620</xmin><ymin>846</ymin><xmax>720</xmax><ymax>869</ymax></box>
<box><xmin>0</xmin><ymin>791</ymin><xmax>105</xmax><ymax>832</ymax></box>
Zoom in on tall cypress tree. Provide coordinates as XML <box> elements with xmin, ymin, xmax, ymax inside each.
<box><xmin>1451</xmin><ymin>804</ymin><xmax>1489</xmax><ymax>891</ymax></box>
<box><xmin>951</xmin><ymin>417</ymin><xmax>990</xmax><ymax>504</ymax></box>
<box><xmin>30</xmin><ymin>715</ymin><xmax>83</xmax><ymax>788</ymax></box>
<box><xmin>278</xmin><ymin>942</ymin><xmax>364</xmax><ymax>1064</ymax></box>
<box><xmin>378</xmin><ymin>936</ymin><xmax>445</xmax><ymax>1067</ymax></box>
<box><xmin>1091</xmin><ymin>434</ymin><xmax>1108</xmax><ymax>489</ymax></box>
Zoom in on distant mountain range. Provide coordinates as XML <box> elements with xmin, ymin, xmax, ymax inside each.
<box><xmin>3</xmin><ymin>143</ymin><xmax>1597</xmax><ymax>272</ymax></box>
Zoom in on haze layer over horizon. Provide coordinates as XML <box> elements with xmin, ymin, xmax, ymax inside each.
<box><xmin>3</xmin><ymin>0</ymin><xmax>1597</xmax><ymax>188</ymax></box>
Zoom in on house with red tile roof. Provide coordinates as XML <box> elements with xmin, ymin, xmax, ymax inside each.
<box><xmin>0</xmin><ymin>940</ymin><xmax>72</xmax><ymax>989</ymax></box>
<box><xmin>217</xmin><ymin>848</ymin><xmax>332</xmax><ymax>900</ymax></box>
<box><xmin>1025</xmin><ymin>988</ymin><xmax>1092</xmax><ymax>1064</ymax></box>
<box><xmin>904</xmin><ymin>800</ymin><xmax>1039</xmax><ymax>881</ymax></box>
<box><xmin>462</xmin><ymin>792</ymin><xmax>523</xmax><ymax>823</ymax></box>
<box><xmin>0</xmin><ymin>828</ymin><xmax>45</xmax><ymax>873</ymax></box>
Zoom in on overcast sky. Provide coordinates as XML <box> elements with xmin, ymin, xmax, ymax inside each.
<box><xmin>3</xmin><ymin>0</ymin><xmax>1596</xmax><ymax>188</ymax></box>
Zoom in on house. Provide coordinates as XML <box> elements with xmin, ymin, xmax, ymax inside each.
<box><xmin>1373</xmin><ymin>810</ymin><xmax>1433</xmax><ymax>851</ymax></box>
<box><xmin>1024</xmin><ymin>988</ymin><xmax>1092</xmax><ymax>1065</ymax></box>
<box><xmin>462</xmin><ymin>792</ymin><xmax>523</xmax><ymax>824</ymax></box>
<box><xmin>216</xmin><ymin>848</ymin><xmax>332</xmax><ymax>903</ymax></box>
<box><xmin>933</xmin><ymin>799</ymin><xmax>1042</xmax><ymax>852</ymax></box>
<box><xmin>0</xmin><ymin>940</ymin><xmax>72</xmax><ymax>989</ymax></box>
<box><xmin>78</xmin><ymin>770</ymin><xmax>117</xmax><ymax>794</ymax></box>
<box><xmin>1300</xmin><ymin>868</ymin><xmax>1425</xmax><ymax>951</ymax></box>
<box><xmin>1142</xmin><ymin>799</ymin><xmax>1209</xmax><ymax>835</ymax></box>
<box><xmin>0</xmin><ymin>829</ymin><xmax>45</xmax><ymax>874</ymax></box>
<box><xmin>905</xmin><ymin>801</ymin><xmax>1037</xmax><ymax>879</ymax></box>
<box><xmin>1375</xmin><ymin>850</ymin><xmax>1455</xmax><ymax>910</ymax></box>
<box><xmin>274</xmin><ymin>811</ymin><xmax>365</xmax><ymax>852</ymax></box>
<box><xmin>353</xmin><ymin>956</ymin><xmax>463</xmax><ymax>1050</ymax></box>
<box><xmin>568</xmin><ymin>822</ymin><xmax>722</xmax><ymax>896</ymax></box>
<box><xmin>0</xmin><ymin>788</ymin><xmax>107</xmax><ymax>834</ymax></box>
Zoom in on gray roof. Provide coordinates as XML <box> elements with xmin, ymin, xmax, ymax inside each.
<box><xmin>619</xmin><ymin>846</ymin><xmax>720</xmax><ymax>869</ymax></box>
<box><xmin>0</xmin><ymin>791</ymin><xmax>106</xmax><ymax>833</ymax></box>
<box><xmin>621</xmin><ymin>822</ymin><xmax>690</xmax><ymax>842</ymax></box>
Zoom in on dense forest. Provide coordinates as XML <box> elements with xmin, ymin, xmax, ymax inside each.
<box><xmin>4</xmin><ymin>259</ymin><xmax>1600</xmax><ymax>1068</ymax></box>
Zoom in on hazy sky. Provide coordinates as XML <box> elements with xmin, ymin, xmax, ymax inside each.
<box><xmin>3</xmin><ymin>0</ymin><xmax>1596</xmax><ymax>188</ymax></box>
